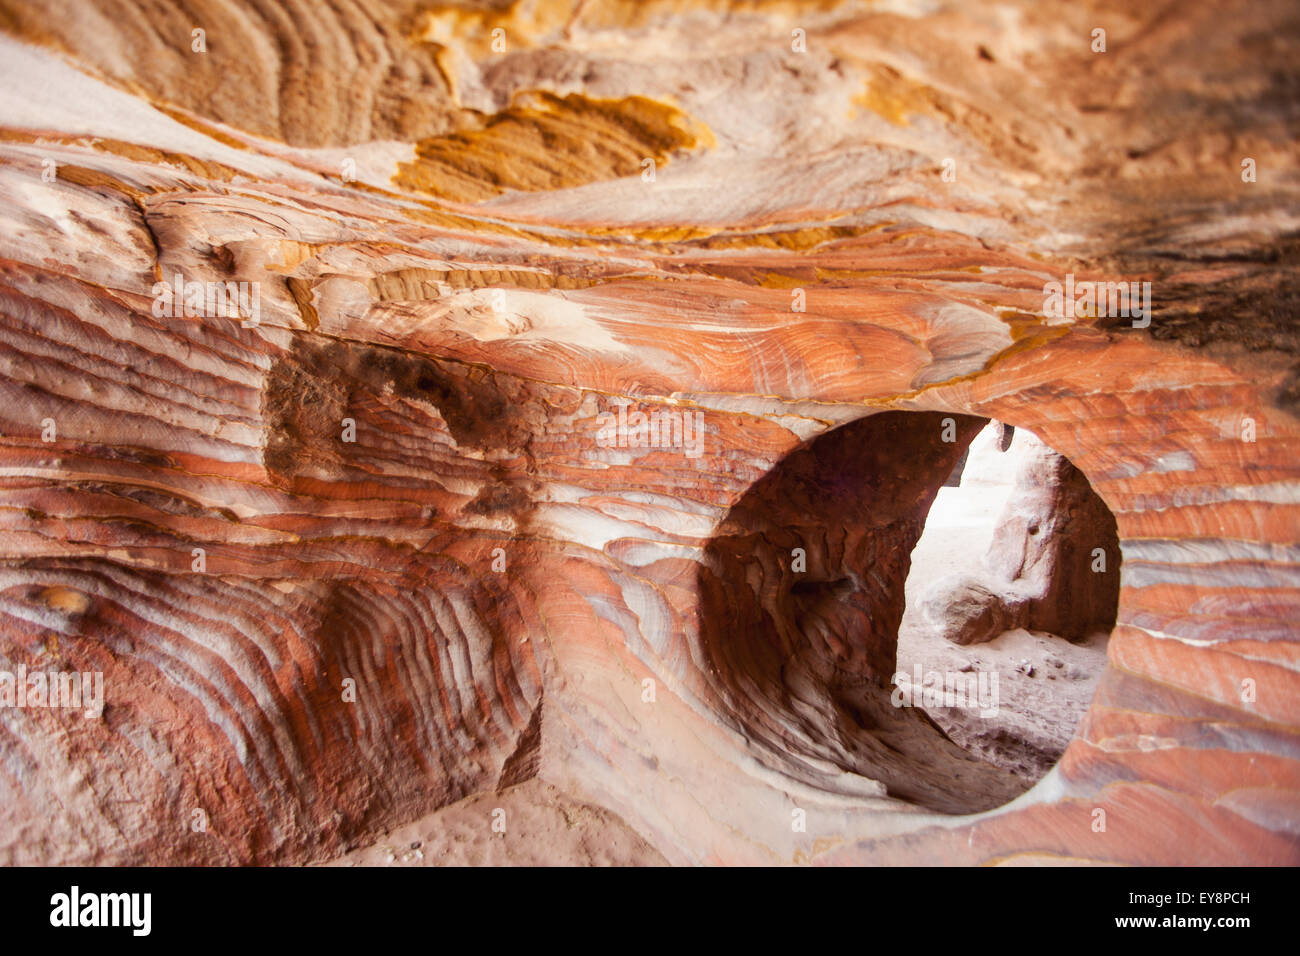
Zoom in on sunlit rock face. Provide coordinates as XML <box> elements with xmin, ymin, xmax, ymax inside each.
<box><xmin>0</xmin><ymin>0</ymin><xmax>1297</xmax><ymax>865</ymax></box>
<box><xmin>984</xmin><ymin>432</ymin><xmax>1121</xmax><ymax>640</ymax></box>
<box><xmin>923</xmin><ymin>428</ymin><xmax>1120</xmax><ymax>646</ymax></box>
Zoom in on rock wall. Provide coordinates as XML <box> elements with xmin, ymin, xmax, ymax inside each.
<box><xmin>0</xmin><ymin>0</ymin><xmax>1296</xmax><ymax>864</ymax></box>
<box><xmin>986</xmin><ymin>432</ymin><xmax>1121</xmax><ymax>640</ymax></box>
<box><xmin>923</xmin><ymin>428</ymin><xmax>1120</xmax><ymax>645</ymax></box>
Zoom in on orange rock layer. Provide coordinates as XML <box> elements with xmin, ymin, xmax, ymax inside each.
<box><xmin>0</xmin><ymin>0</ymin><xmax>1296</xmax><ymax>864</ymax></box>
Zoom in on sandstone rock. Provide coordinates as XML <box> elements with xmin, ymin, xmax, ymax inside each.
<box><xmin>986</xmin><ymin>433</ymin><xmax>1121</xmax><ymax>640</ymax></box>
<box><xmin>922</xmin><ymin>576</ymin><xmax>1024</xmax><ymax>646</ymax></box>
<box><xmin>0</xmin><ymin>0</ymin><xmax>1295</xmax><ymax>867</ymax></box>
<box><xmin>922</xmin><ymin>426</ymin><xmax>1118</xmax><ymax>646</ymax></box>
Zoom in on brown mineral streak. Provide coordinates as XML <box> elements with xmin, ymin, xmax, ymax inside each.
<box><xmin>395</xmin><ymin>92</ymin><xmax>711</xmax><ymax>202</ymax></box>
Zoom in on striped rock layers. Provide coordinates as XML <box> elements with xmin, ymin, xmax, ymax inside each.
<box><xmin>0</xmin><ymin>0</ymin><xmax>1297</xmax><ymax>864</ymax></box>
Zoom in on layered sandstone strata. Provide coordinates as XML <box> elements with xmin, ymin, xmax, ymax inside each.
<box><xmin>0</xmin><ymin>0</ymin><xmax>1296</xmax><ymax>865</ymax></box>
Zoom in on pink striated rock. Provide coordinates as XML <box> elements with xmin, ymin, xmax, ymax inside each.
<box><xmin>0</xmin><ymin>0</ymin><xmax>1294</xmax><ymax>867</ymax></box>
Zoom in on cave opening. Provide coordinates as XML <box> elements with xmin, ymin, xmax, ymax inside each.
<box><xmin>697</xmin><ymin>410</ymin><xmax>1120</xmax><ymax>814</ymax></box>
<box><xmin>897</xmin><ymin>419</ymin><xmax>1119</xmax><ymax>784</ymax></box>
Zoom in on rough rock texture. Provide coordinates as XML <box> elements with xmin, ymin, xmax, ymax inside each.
<box><xmin>922</xmin><ymin>578</ymin><xmax>1024</xmax><ymax>647</ymax></box>
<box><xmin>987</xmin><ymin>432</ymin><xmax>1121</xmax><ymax>639</ymax></box>
<box><xmin>0</xmin><ymin>0</ymin><xmax>1297</xmax><ymax>865</ymax></box>
<box><xmin>923</xmin><ymin>428</ymin><xmax>1120</xmax><ymax>645</ymax></box>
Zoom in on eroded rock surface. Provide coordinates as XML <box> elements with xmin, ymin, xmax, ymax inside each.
<box><xmin>0</xmin><ymin>0</ymin><xmax>1297</xmax><ymax>865</ymax></box>
<box><xmin>987</xmin><ymin>433</ymin><xmax>1121</xmax><ymax>640</ymax></box>
<box><xmin>923</xmin><ymin>428</ymin><xmax>1120</xmax><ymax>645</ymax></box>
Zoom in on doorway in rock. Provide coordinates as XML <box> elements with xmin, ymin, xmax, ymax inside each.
<box><xmin>897</xmin><ymin>419</ymin><xmax>1119</xmax><ymax>783</ymax></box>
<box><xmin>696</xmin><ymin>410</ymin><xmax>1120</xmax><ymax>815</ymax></box>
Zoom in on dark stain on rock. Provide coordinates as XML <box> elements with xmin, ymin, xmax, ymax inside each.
<box><xmin>262</xmin><ymin>335</ymin><xmax>541</xmax><ymax>490</ymax></box>
<box><xmin>262</xmin><ymin>339</ymin><xmax>349</xmax><ymax>487</ymax></box>
<box><xmin>464</xmin><ymin>471</ymin><xmax>537</xmax><ymax>517</ymax></box>
<box><xmin>400</xmin><ymin>361</ymin><xmax>537</xmax><ymax>454</ymax></box>
<box><xmin>1099</xmin><ymin>235</ymin><xmax>1300</xmax><ymax>413</ymax></box>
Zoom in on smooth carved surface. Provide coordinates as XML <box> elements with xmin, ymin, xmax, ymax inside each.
<box><xmin>0</xmin><ymin>0</ymin><xmax>1297</xmax><ymax>864</ymax></box>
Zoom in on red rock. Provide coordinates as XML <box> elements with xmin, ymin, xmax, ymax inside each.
<box><xmin>0</xmin><ymin>0</ymin><xmax>1295</xmax><ymax>866</ymax></box>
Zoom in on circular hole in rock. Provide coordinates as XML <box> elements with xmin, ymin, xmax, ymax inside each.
<box><xmin>696</xmin><ymin>411</ymin><xmax>1119</xmax><ymax>814</ymax></box>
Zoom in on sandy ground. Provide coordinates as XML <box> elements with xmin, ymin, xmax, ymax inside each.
<box><xmin>323</xmin><ymin>778</ymin><xmax>668</xmax><ymax>867</ymax></box>
<box><xmin>896</xmin><ymin>484</ymin><xmax>1110</xmax><ymax>781</ymax></box>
